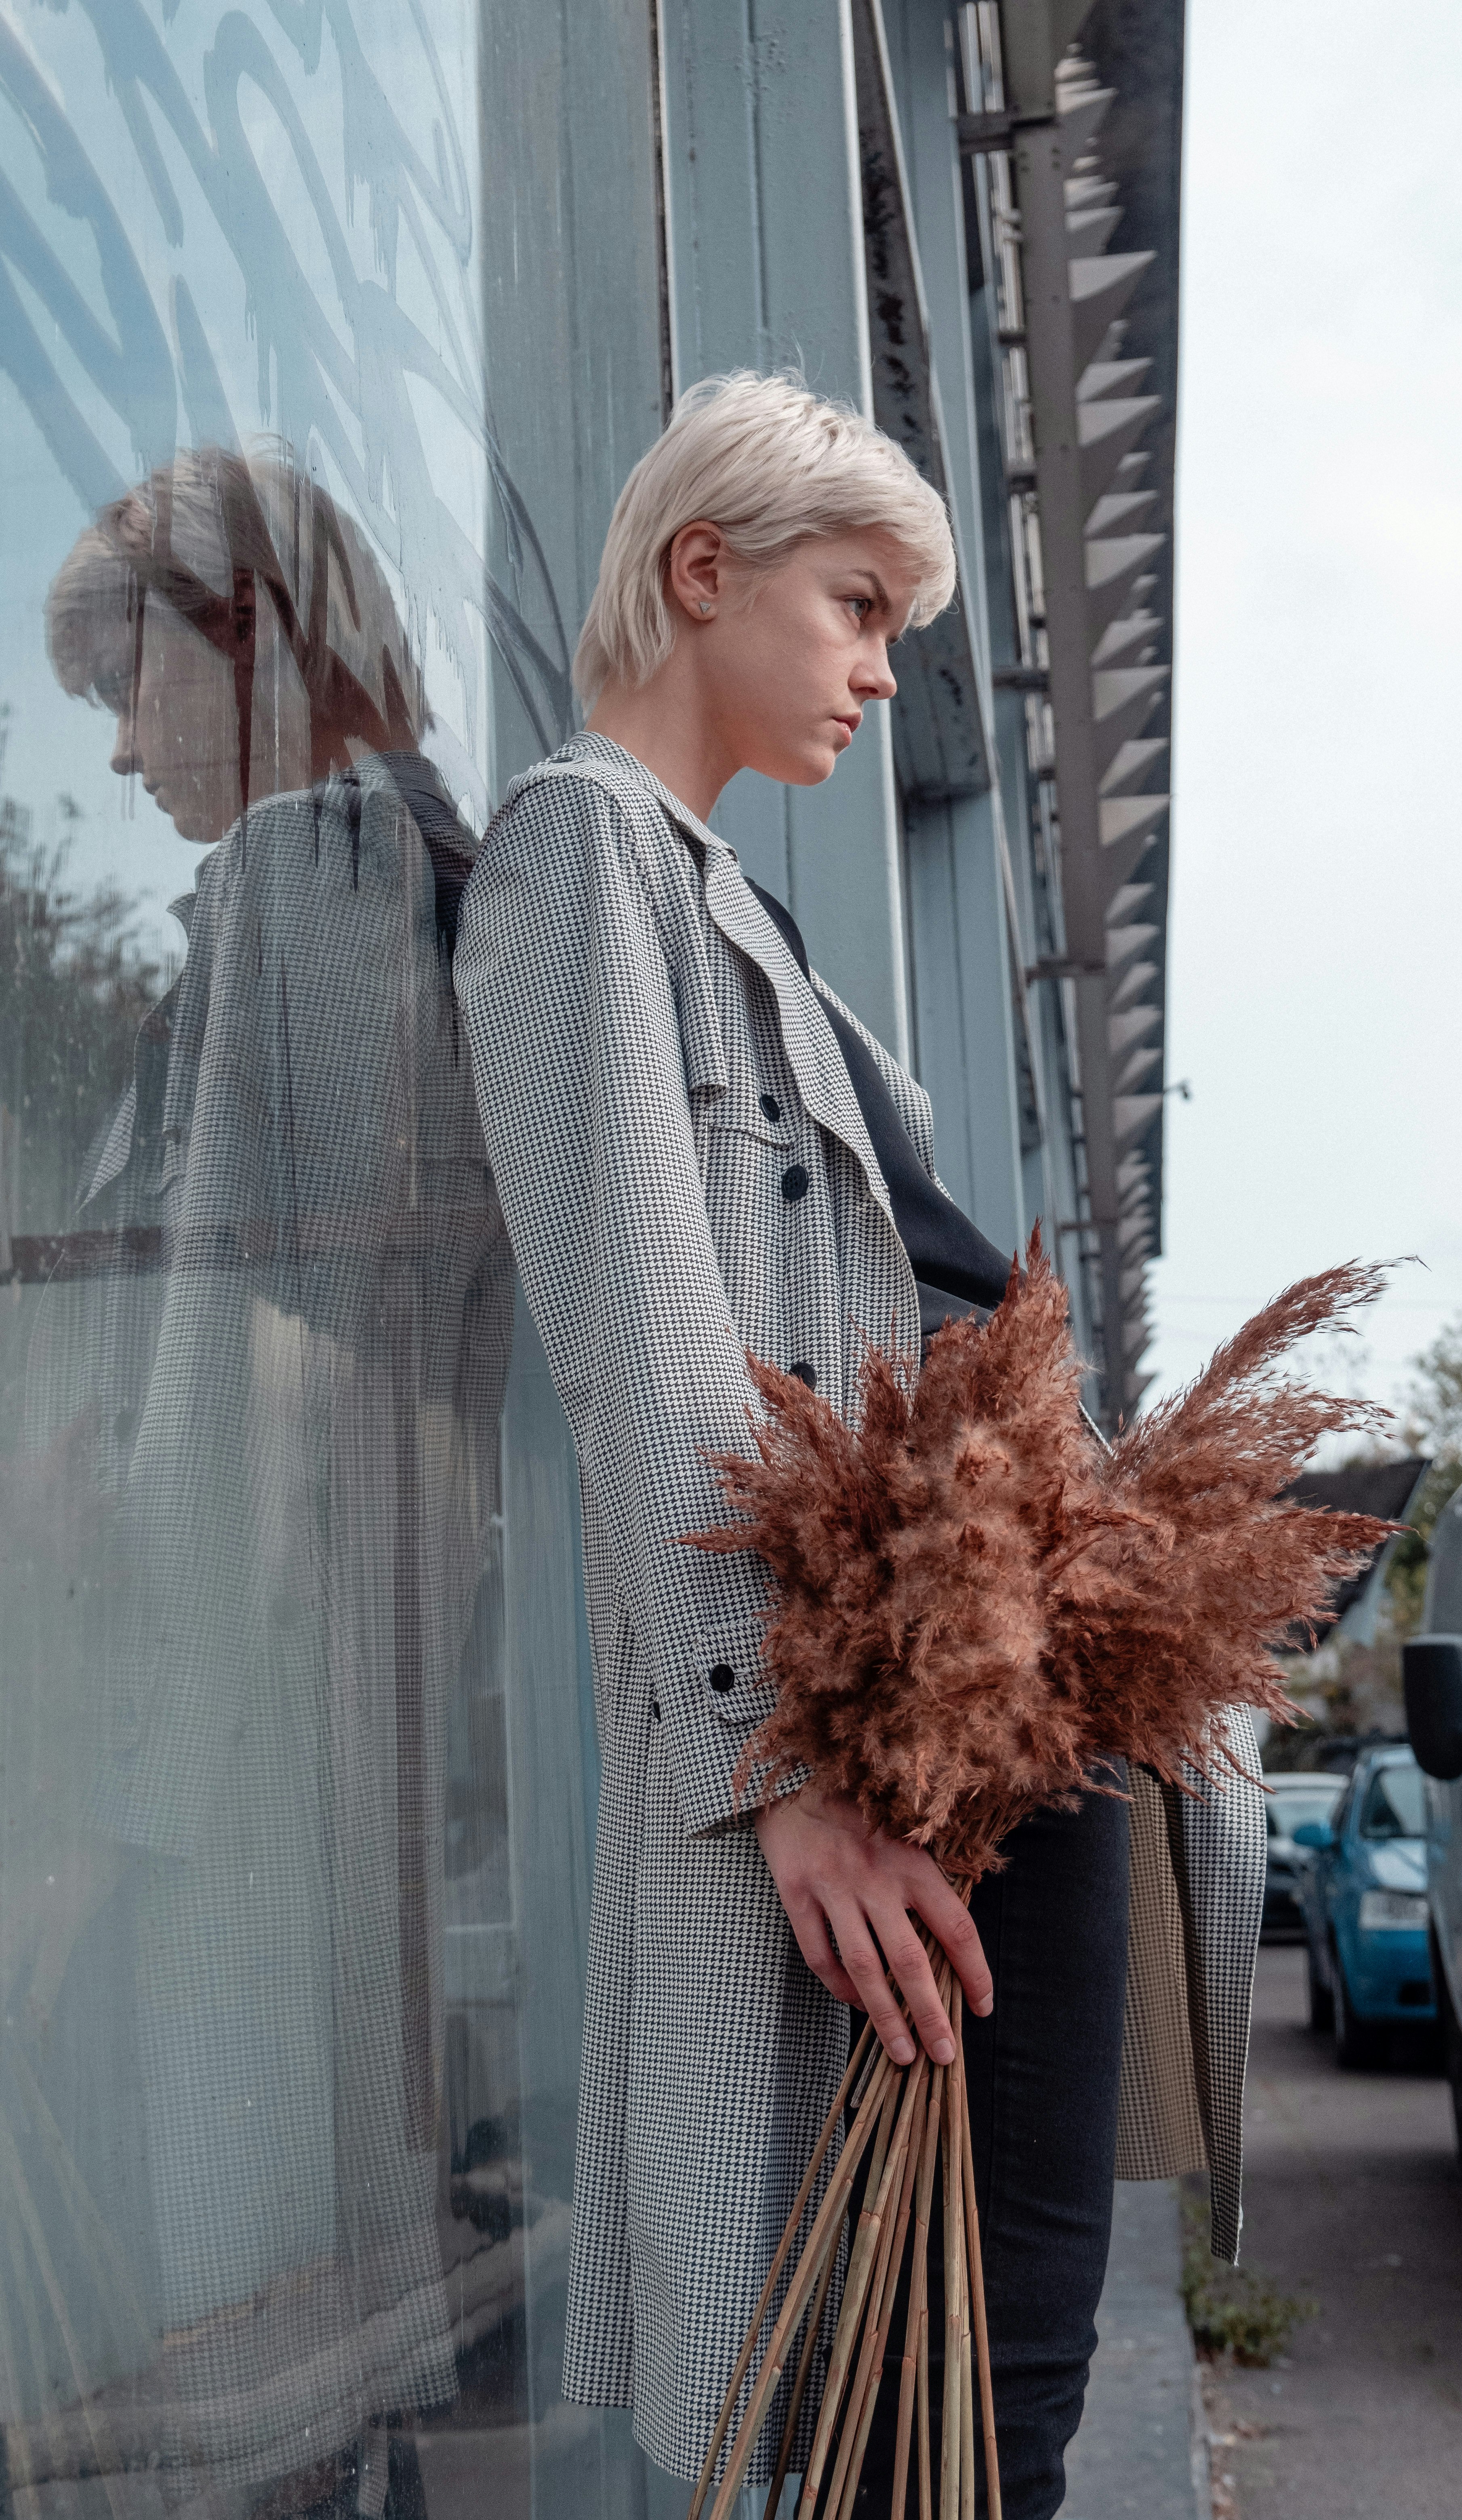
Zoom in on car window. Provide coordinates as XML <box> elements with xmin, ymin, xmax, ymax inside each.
<box><xmin>1359</xmin><ymin>1765</ymin><xmax>1426</xmax><ymax>1840</ymax></box>
<box><xmin>1267</xmin><ymin>1787</ymin><xmax>1342</xmax><ymax>1839</ymax></box>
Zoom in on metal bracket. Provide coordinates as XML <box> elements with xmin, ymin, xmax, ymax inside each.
<box><xmin>955</xmin><ymin>107</ymin><xmax>1056</xmax><ymax>155</ymax></box>
<box><xmin>1026</xmin><ymin>955</ymin><xmax>1106</xmax><ymax>982</ymax></box>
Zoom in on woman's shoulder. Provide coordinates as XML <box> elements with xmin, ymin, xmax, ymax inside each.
<box><xmin>484</xmin><ymin>738</ymin><xmax>692</xmax><ymax>902</ymax></box>
<box><xmin>499</xmin><ymin>736</ymin><xmax>666</xmax><ymax>832</ymax></box>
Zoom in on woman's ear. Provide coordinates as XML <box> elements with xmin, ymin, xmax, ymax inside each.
<box><xmin>665</xmin><ymin>520</ymin><xmax>727</xmax><ymax>625</ymax></box>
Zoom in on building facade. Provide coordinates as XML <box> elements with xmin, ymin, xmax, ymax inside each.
<box><xmin>0</xmin><ymin>1</ymin><xmax>1178</xmax><ymax>2512</ymax></box>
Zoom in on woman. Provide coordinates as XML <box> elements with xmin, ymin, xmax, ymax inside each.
<box><xmin>6</xmin><ymin>446</ymin><xmax>512</xmax><ymax>2512</ymax></box>
<box><xmin>457</xmin><ymin>372</ymin><xmax>1264</xmax><ymax>2515</ymax></box>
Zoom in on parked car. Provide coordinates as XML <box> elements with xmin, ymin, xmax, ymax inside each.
<box><xmin>1294</xmin><ymin>1741</ymin><xmax>1435</xmax><ymax>2065</ymax></box>
<box><xmin>1262</xmin><ymin>1772</ymin><xmax>1344</xmax><ymax>1938</ymax></box>
<box><xmin>1402</xmin><ymin>1484</ymin><xmax>1462</xmax><ymax>2153</ymax></box>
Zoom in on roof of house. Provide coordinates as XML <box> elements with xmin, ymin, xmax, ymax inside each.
<box><xmin>1281</xmin><ymin>1456</ymin><xmax>1433</xmax><ymax>1640</ymax></box>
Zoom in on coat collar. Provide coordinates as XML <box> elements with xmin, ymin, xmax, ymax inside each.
<box><xmin>561</xmin><ymin>735</ymin><xmax>896</xmax><ymax>1230</ymax></box>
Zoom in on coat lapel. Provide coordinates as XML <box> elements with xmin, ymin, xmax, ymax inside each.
<box><xmin>632</xmin><ymin>773</ymin><xmax>898</xmax><ymax>1229</ymax></box>
<box><xmin>551</xmin><ymin>738</ymin><xmax>919</xmax><ymax>1355</ymax></box>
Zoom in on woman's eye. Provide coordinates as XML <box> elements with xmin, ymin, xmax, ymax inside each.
<box><xmin>846</xmin><ymin>596</ymin><xmax>871</xmax><ymax>622</ymax></box>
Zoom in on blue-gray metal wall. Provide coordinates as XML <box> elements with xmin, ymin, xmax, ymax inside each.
<box><xmin>659</xmin><ymin>0</ymin><xmax>1095</xmax><ymax>1351</ymax></box>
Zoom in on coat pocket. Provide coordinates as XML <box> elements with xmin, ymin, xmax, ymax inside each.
<box><xmin>697</xmin><ymin>1074</ymin><xmax>793</xmax><ymax>1151</ymax></box>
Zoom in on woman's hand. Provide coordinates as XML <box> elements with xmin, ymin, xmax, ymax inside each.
<box><xmin>754</xmin><ymin>1784</ymin><xmax>993</xmax><ymax>2065</ymax></box>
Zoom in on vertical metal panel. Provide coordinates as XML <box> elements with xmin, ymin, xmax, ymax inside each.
<box><xmin>906</xmin><ymin>794</ymin><xmax>1024</xmax><ymax>1258</ymax></box>
<box><xmin>658</xmin><ymin>0</ymin><xmax>911</xmax><ymax>1059</ymax></box>
<box><xmin>873</xmin><ymin>0</ymin><xmax>1035</xmax><ymax>1265</ymax></box>
<box><xmin>852</xmin><ymin>0</ymin><xmax>989</xmax><ymax>800</ymax></box>
<box><xmin>659</xmin><ymin>0</ymin><xmax>873</xmax><ymax>399</ymax></box>
<box><xmin>878</xmin><ymin>0</ymin><xmax>993</xmax><ymax>684</ymax></box>
<box><xmin>480</xmin><ymin>0</ymin><xmax>666</xmax><ymax>778</ymax></box>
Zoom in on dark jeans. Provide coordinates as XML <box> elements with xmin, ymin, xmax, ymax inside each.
<box><xmin>845</xmin><ymin>1772</ymin><xmax>1131</xmax><ymax>2520</ymax></box>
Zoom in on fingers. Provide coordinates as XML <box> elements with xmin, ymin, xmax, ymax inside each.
<box><xmin>903</xmin><ymin>1866</ymin><xmax>995</xmax><ymax>2019</ymax></box>
<box><xmin>780</xmin><ymin>1891</ymin><xmax>863</xmax><ymax>2015</ymax></box>
<box><xmin>753</xmin><ymin>1789</ymin><xmax>995</xmax><ymax>2065</ymax></box>
<box><xmin>861</xmin><ymin>1900</ymin><xmax>967</xmax><ymax>2063</ymax></box>
<box><xmin>825</xmin><ymin>1907</ymin><xmax>924</xmax><ymax>2065</ymax></box>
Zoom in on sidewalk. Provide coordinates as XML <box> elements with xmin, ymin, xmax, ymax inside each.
<box><xmin>639</xmin><ymin>2177</ymin><xmax>1206</xmax><ymax>2519</ymax></box>
<box><xmin>1058</xmin><ymin>2181</ymin><xmax>1209</xmax><ymax>2520</ymax></box>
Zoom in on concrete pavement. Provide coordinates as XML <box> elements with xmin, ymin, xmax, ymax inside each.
<box><xmin>1198</xmin><ymin>1944</ymin><xmax>1462</xmax><ymax>2520</ymax></box>
<box><xmin>1059</xmin><ymin>2181</ymin><xmax>1207</xmax><ymax>2520</ymax></box>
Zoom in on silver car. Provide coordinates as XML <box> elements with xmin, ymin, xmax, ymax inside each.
<box><xmin>1263</xmin><ymin>1771</ymin><xmax>1344</xmax><ymax>1939</ymax></box>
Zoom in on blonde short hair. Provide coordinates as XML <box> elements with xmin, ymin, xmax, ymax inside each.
<box><xmin>573</xmin><ymin>371</ymin><xmax>957</xmax><ymax>704</ymax></box>
<box><xmin>48</xmin><ymin>442</ymin><xmax>427</xmax><ymax>782</ymax></box>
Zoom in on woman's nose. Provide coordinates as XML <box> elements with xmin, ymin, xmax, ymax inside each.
<box><xmin>855</xmin><ymin>647</ymin><xmax>898</xmax><ymax>704</ymax></box>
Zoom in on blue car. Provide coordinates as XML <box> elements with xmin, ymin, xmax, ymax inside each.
<box><xmin>1294</xmin><ymin>1742</ymin><xmax>1436</xmax><ymax>2066</ymax></box>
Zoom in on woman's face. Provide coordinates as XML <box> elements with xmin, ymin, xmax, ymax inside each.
<box><xmin>689</xmin><ymin>526</ymin><xmax>919</xmax><ymax>788</ymax></box>
<box><xmin>94</xmin><ymin>595</ymin><xmax>246</xmax><ymax>848</ymax></box>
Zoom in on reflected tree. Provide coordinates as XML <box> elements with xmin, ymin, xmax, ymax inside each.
<box><xmin>0</xmin><ymin>706</ymin><xmax>172</xmax><ymax>1250</ymax></box>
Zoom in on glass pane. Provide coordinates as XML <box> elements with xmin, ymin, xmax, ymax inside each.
<box><xmin>0</xmin><ymin>3</ymin><xmax>661</xmax><ymax>2514</ymax></box>
<box><xmin>1359</xmin><ymin>1765</ymin><xmax>1426</xmax><ymax>1841</ymax></box>
<box><xmin>1266</xmin><ymin>1784</ymin><xmax>1340</xmax><ymax>1839</ymax></box>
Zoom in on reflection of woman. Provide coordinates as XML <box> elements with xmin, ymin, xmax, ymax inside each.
<box><xmin>6</xmin><ymin>447</ymin><xmax>512</xmax><ymax>2502</ymax></box>
<box><xmin>459</xmin><ymin>375</ymin><xmax>1264</xmax><ymax>2514</ymax></box>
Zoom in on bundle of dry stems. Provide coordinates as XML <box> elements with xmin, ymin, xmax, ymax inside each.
<box><xmin>684</xmin><ymin>1239</ymin><xmax>1398</xmax><ymax>2520</ymax></box>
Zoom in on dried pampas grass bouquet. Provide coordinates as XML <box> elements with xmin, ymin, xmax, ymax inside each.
<box><xmin>683</xmin><ymin>1238</ymin><xmax>1397</xmax><ymax>2520</ymax></box>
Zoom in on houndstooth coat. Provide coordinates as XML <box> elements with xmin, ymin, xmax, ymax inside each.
<box><xmin>456</xmin><ymin>732</ymin><xmax>1265</xmax><ymax>2484</ymax></box>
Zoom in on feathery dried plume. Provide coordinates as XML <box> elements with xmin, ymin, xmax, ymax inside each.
<box><xmin>687</xmin><ymin>1236</ymin><xmax>1397</xmax><ymax>1879</ymax></box>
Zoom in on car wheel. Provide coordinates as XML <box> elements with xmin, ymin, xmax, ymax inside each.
<box><xmin>1432</xmin><ymin>1930</ymin><xmax>1462</xmax><ymax>2159</ymax></box>
<box><xmin>1333</xmin><ymin>1956</ymin><xmax>1381</xmax><ymax>2068</ymax></box>
<box><xmin>1306</xmin><ymin>1938</ymin><xmax>1334</xmax><ymax>2033</ymax></box>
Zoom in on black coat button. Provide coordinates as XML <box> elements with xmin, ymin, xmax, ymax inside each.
<box><xmin>781</xmin><ymin>1164</ymin><xmax>810</xmax><ymax>1202</ymax></box>
<box><xmin>707</xmin><ymin>1662</ymin><xmax>736</xmax><ymax>1694</ymax></box>
<box><xmin>760</xmin><ymin>1092</ymin><xmax>781</xmax><ymax>1122</ymax></box>
<box><xmin>790</xmin><ymin>1361</ymin><xmax>816</xmax><ymax>1389</ymax></box>
<box><xmin>651</xmin><ymin>1700</ymin><xmax>661</xmax><ymax>1721</ymax></box>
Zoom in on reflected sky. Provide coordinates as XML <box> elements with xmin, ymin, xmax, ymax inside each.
<box><xmin>0</xmin><ymin>0</ymin><xmax>575</xmax><ymax>953</ymax></box>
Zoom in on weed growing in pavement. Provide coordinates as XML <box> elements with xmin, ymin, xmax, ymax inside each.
<box><xmin>1180</xmin><ymin>2185</ymin><xmax>1317</xmax><ymax>2367</ymax></box>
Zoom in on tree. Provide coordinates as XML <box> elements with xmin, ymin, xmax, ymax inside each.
<box><xmin>0</xmin><ymin>706</ymin><xmax>168</xmax><ymax>1242</ymax></box>
<box><xmin>1268</xmin><ymin>1326</ymin><xmax>1462</xmax><ymax>1763</ymax></box>
<box><xmin>0</xmin><ymin>706</ymin><xmax>171</xmax><ymax>1435</ymax></box>
<box><xmin>1385</xmin><ymin>1321</ymin><xmax>1462</xmax><ymax>1636</ymax></box>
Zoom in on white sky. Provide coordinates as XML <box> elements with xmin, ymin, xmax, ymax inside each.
<box><xmin>1146</xmin><ymin>0</ymin><xmax>1462</xmax><ymax>1437</ymax></box>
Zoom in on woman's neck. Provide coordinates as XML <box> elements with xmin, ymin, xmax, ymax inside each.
<box><xmin>585</xmin><ymin>666</ymin><xmax>738</xmax><ymax>824</ymax></box>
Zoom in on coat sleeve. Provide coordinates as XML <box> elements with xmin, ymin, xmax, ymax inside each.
<box><xmin>1176</xmin><ymin>1706</ymin><xmax>1266</xmax><ymax>2262</ymax></box>
<box><xmin>456</xmin><ymin>770</ymin><xmax>780</xmax><ymax>1837</ymax></box>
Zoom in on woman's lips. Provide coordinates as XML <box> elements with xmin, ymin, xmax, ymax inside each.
<box><xmin>833</xmin><ymin>714</ymin><xmax>861</xmax><ymax>743</ymax></box>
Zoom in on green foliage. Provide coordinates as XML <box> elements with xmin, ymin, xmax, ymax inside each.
<box><xmin>1180</xmin><ymin>2188</ymin><xmax>1316</xmax><ymax>2367</ymax></box>
<box><xmin>1381</xmin><ymin>1320</ymin><xmax>1462</xmax><ymax>1639</ymax></box>
<box><xmin>1405</xmin><ymin>1318</ymin><xmax>1462</xmax><ymax>1467</ymax></box>
<box><xmin>1386</xmin><ymin>1459</ymin><xmax>1462</xmax><ymax>1637</ymax></box>
<box><xmin>0</xmin><ymin>704</ymin><xmax>168</xmax><ymax>1236</ymax></box>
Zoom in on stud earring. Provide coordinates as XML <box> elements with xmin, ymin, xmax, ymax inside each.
<box><xmin>699</xmin><ymin>601</ymin><xmax>712</xmax><ymax>615</ymax></box>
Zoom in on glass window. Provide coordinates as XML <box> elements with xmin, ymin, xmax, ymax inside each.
<box><xmin>0</xmin><ymin>3</ymin><xmax>661</xmax><ymax>2513</ymax></box>
<box><xmin>1359</xmin><ymin>1764</ymin><xmax>1427</xmax><ymax>1841</ymax></box>
<box><xmin>1265</xmin><ymin>1784</ymin><xmax>1341</xmax><ymax>1840</ymax></box>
